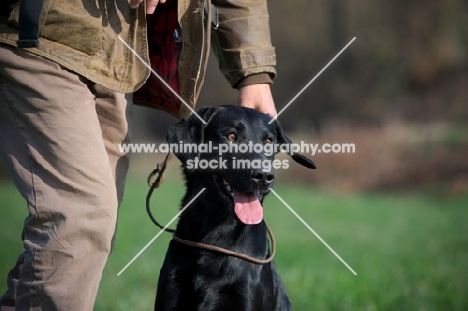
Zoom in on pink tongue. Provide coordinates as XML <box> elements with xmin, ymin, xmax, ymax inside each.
<box><xmin>233</xmin><ymin>190</ymin><xmax>263</xmax><ymax>225</ymax></box>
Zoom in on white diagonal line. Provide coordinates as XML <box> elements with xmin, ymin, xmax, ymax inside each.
<box><xmin>270</xmin><ymin>189</ymin><xmax>357</xmax><ymax>275</ymax></box>
<box><xmin>117</xmin><ymin>188</ymin><xmax>206</xmax><ymax>276</ymax></box>
<box><xmin>269</xmin><ymin>37</ymin><xmax>356</xmax><ymax>124</ymax></box>
<box><xmin>118</xmin><ymin>36</ymin><xmax>207</xmax><ymax>124</ymax></box>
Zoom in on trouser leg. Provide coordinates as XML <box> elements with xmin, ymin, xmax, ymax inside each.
<box><xmin>91</xmin><ymin>83</ymin><xmax>133</xmax><ymax>250</ymax></box>
<box><xmin>92</xmin><ymin>83</ymin><xmax>133</xmax><ymax>205</ymax></box>
<box><xmin>0</xmin><ymin>43</ymin><xmax>131</xmax><ymax>311</ymax></box>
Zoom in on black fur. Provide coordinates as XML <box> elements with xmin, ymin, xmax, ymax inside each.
<box><xmin>155</xmin><ymin>106</ymin><xmax>315</xmax><ymax>311</ymax></box>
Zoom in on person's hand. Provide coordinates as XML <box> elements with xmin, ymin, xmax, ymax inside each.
<box><xmin>129</xmin><ymin>0</ymin><xmax>166</xmax><ymax>14</ymax></box>
<box><xmin>237</xmin><ymin>84</ymin><xmax>277</xmax><ymax>118</ymax></box>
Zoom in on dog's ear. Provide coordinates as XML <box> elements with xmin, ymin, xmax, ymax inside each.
<box><xmin>274</xmin><ymin>119</ymin><xmax>317</xmax><ymax>169</ymax></box>
<box><xmin>166</xmin><ymin>107</ymin><xmax>219</xmax><ymax>172</ymax></box>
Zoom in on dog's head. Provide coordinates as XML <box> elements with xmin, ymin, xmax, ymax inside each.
<box><xmin>167</xmin><ymin>105</ymin><xmax>315</xmax><ymax>225</ymax></box>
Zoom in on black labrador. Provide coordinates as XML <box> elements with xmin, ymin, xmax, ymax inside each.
<box><xmin>155</xmin><ymin>105</ymin><xmax>315</xmax><ymax>310</ymax></box>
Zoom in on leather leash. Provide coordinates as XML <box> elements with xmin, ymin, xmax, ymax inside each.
<box><xmin>146</xmin><ymin>152</ymin><xmax>176</xmax><ymax>233</ymax></box>
<box><xmin>146</xmin><ymin>153</ymin><xmax>276</xmax><ymax>265</ymax></box>
<box><xmin>173</xmin><ymin>224</ymin><xmax>276</xmax><ymax>265</ymax></box>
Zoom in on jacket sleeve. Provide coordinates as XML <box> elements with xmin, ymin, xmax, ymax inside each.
<box><xmin>210</xmin><ymin>0</ymin><xmax>277</xmax><ymax>87</ymax></box>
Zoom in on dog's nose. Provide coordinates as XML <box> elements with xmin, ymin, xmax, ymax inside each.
<box><xmin>251</xmin><ymin>169</ymin><xmax>274</xmax><ymax>185</ymax></box>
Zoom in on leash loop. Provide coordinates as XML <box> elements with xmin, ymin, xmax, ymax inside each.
<box><xmin>146</xmin><ymin>153</ymin><xmax>176</xmax><ymax>233</ymax></box>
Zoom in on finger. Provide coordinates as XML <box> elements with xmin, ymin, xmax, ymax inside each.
<box><xmin>146</xmin><ymin>0</ymin><xmax>159</xmax><ymax>14</ymax></box>
<box><xmin>129</xmin><ymin>0</ymin><xmax>143</xmax><ymax>9</ymax></box>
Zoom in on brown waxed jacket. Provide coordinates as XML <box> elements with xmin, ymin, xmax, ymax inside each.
<box><xmin>0</xmin><ymin>0</ymin><xmax>276</xmax><ymax>119</ymax></box>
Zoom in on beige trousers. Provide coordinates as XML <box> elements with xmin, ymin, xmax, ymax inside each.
<box><xmin>0</xmin><ymin>43</ymin><xmax>132</xmax><ymax>310</ymax></box>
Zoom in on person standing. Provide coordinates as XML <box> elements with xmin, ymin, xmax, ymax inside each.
<box><xmin>0</xmin><ymin>0</ymin><xmax>277</xmax><ymax>309</ymax></box>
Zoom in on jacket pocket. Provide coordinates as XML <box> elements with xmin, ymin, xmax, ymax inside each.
<box><xmin>41</xmin><ymin>0</ymin><xmax>102</xmax><ymax>56</ymax></box>
<box><xmin>8</xmin><ymin>0</ymin><xmax>102</xmax><ymax>56</ymax></box>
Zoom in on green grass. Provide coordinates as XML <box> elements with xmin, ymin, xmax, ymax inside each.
<box><xmin>0</xmin><ymin>178</ymin><xmax>467</xmax><ymax>310</ymax></box>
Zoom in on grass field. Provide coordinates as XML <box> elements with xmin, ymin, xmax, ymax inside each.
<box><xmin>0</xmin><ymin>176</ymin><xmax>467</xmax><ymax>310</ymax></box>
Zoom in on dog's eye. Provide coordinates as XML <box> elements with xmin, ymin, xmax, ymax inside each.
<box><xmin>226</xmin><ymin>133</ymin><xmax>237</xmax><ymax>141</ymax></box>
<box><xmin>265</xmin><ymin>138</ymin><xmax>272</xmax><ymax>144</ymax></box>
